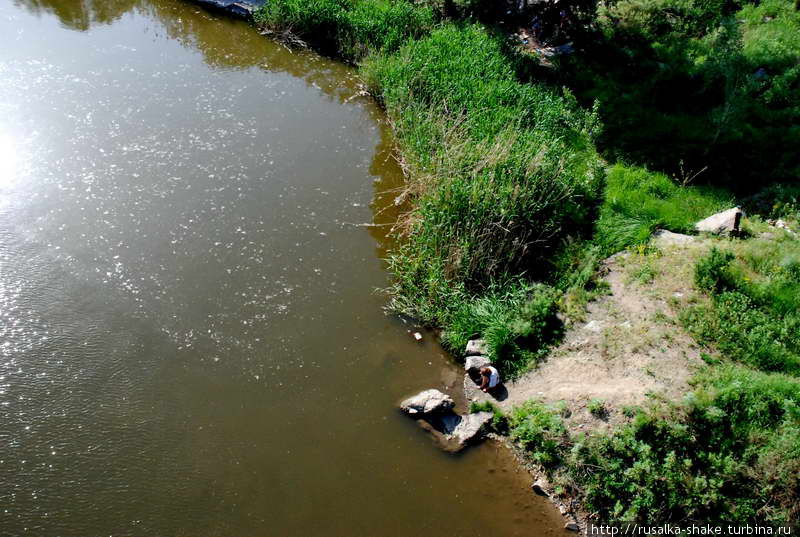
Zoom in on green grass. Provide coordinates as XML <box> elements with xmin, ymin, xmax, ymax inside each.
<box><xmin>594</xmin><ymin>164</ymin><xmax>732</xmax><ymax>254</ymax></box>
<box><xmin>682</xmin><ymin>238</ymin><xmax>800</xmax><ymax>375</ymax></box>
<box><xmin>253</xmin><ymin>0</ymin><xmax>436</xmax><ymax>62</ymax></box>
<box><xmin>363</xmin><ymin>23</ymin><xmax>603</xmax><ymax>329</ymax></box>
<box><xmin>547</xmin><ymin>164</ymin><xmax>728</xmax><ymax>319</ymax></box>
<box><xmin>440</xmin><ymin>282</ymin><xmax>563</xmax><ymax>376</ymax></box>
<box><xmin>571</xmin><ymin>366</ymin><xmax>800</xmax><ymax>525</ymax></box>
<box><xmin>508</xmin><ymin>367</ymin><xmax>800</xmax><ymax>526</ymax></box>
<box><xmin>360</xmin><ymin>23</ymin><xmax>604</xmax><ymax>371</ymax></box>
<box><xmin>248</xmin><ymin>2</ymin><xmax>799</xmax><ymax>525</ymax></box>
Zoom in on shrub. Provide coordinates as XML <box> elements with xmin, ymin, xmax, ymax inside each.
<box><xmin>568</xmin><ymin>366</ymin><xmax>800</xmax><ymax>525</ymax></box>
<box><xmin>743</xmin><ymin>182</ymin><xmax>800</xmax><ymax>221</ymax></box>
<box><xmin>694</xmin><ymin>247</ymin><xmax>735</xmax><ymax>292</ymax></box>
<box><xmin>508</xmin><ymin>401</ymin><xmax>568</xmax><ymax>466</ymax></box>
<box><xmin>587</xmin><ymin>398</ymin><xmax>607</xmax><ymax>418</ymax></box>
<box><xmin>596</xmin><ymin>0</ymin><xmax>735</xmax><ymax>43</ymax></box>
<box><xmin>416</xmin><ymin>0</ymin><xmax>497</xmax><ymax>18</ymax></box>
<box><xmin>253</xmin><ymin>0</ymin><xmax>436</xmax><ymax>61</ymax></box>
<box><xmin>363</xmin><ymin>24</ymin><xmax>604</xmax><ymax>324</ymax></box>
<box><xmin>441</xmin><ymin>283</ymin><xmax>563</xmax><ymax>375</ymax></box>
<box><xmin>567</xmin><ymin>0</ymin><xmax>800</xmax><ymax>191</ymax></box>
<box><xmin>683</xmin><ymin>238</ymin><xmax>800</xmax><ymax>376</ymax></box>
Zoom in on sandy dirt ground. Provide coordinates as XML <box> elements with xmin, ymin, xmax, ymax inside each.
<box><xmin>465</xmin><ymin>233</ymin><xmax>715</xmax><ymax>436</ymax></box>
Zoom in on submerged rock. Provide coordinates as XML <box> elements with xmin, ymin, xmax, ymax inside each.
<box><xmin>465</xmin><ymin>338</ymin><xmax>488</xmax><ymax>357</ymax></box>
<box><xmin>430</xmin><ymin>411</ymin><xmax>493</xmax><ymax>449</ymax></box>
<box><xmin>532</xmin><ymin>478</ymin><xmax>549</xmax><ymax>496</ymax></box>
<box><xmin>189</xmin><ymin>0</ymin><xmax>266</xmax><ymax>18</ymax></box>
<box><xmin>465</xmin><ymin>355</ymin><xmax>492</xmax><ymax>372</ymax></box>
<box><xmin>399</xmin><ymin>389</ymin><xmax>454</xmax><ymax>415</ymax></box>
<box><xmin>401</xmin><ymin>389</ymin><xmax>492</xmax><ymax>451</ymax></box>
<box><xmin>411</xmin><ymin>410</ymin><xmax>494</xmax><ymax>452</ymax></box>
<box><xmin>695</xmin><ymin>207</ymin><xmax>743</xmax><ymax>235</ymax></box>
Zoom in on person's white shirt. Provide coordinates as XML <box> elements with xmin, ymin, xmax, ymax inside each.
<box><xmin>487</xmin><ymin>366</ymin><xmax>500</xmax><ymax>388</ymax></box>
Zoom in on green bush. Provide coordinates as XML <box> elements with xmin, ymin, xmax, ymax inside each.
<box><xmin>416</xmin><ymin>0</ymin><xmax>496</xmax><ymax>17</ymax></box>
<box><xmin>363</xmin><ymin>24</ymin><xmax>604</xmax><ymax>324</ymax></box>
<box><xmin>683</xmin><ymin>240</ymin><xmax>800</xmax><ymax>375</ymax></box>
<box><xmin>253</xmin><ymin>0</ymin><xmax>436</xmax><ymax>61</ymax></box>
<box><xmin>587</xmin><ymin>398</ymin><xmax>607</xmax><ymax>418</ymax></box>
<box><xmin>597</xmin><ymin>0</ymin><xmax>736</xmax><ymax>43</ymax></box>
<box><xmin>441</xmin><ymin>283</ymin><xmax>563</xmax><ymax>375</ymax></box>
<box><xmin>567</xmin><ymin>0</ymin><xmax>800</xmax><ymax>191</ymax></box>
<box><xmin>508</xmin><ymin>401</ymin><xmax>568</xmax><ymax>466</ymax></box>
<box><xmin>744</xmin><ymin>182</ymin><xmax>800</xmax><ymax>220</ymax></box>
<box><xmin>568</xmin><ymin>366</ymin><xmax>800</xmax><ymax>525</ymax></box>
<box><xmin>694</xmin><ymin>247</ymin><xmax>735</xmax><ymax>292</ymax></box>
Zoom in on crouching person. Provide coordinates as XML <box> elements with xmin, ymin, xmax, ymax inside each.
<box><xmin>479</xmin><ymin>366</ymin><xmax>500</xmax><ymax>393</ymax></box>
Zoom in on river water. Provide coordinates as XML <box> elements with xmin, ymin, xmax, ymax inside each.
<box><xmin>0</xmin><ymin>1</ymin><xmax>569</xmax><ymax>535</ymax></box>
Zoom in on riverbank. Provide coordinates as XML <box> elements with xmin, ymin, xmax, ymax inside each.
<box><xmin>185</xmin><ymin>0</ymin><xmax>800</xmax><ymax>530</ymax></box>
<box><xmin>481</xmin><ymin>221</ymin><xmax>800</xmax><ymax>530</ymax></box>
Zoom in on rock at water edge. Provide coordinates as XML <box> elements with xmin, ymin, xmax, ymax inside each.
<box><xmin>532</xmin><ymin>478</ymin><xmax>549</xmax><ymax>496</ymax></box>
<box><xmin>465</xmin><ymin>339</ymin><xmax>488</xmax><ymax>357</ymax></box>
<box><xmin>399</xmin><ymin>389</ymin><xmax>454</xmax><ymax>415</ymax></box>
<box><xmin>450</xmin><ymin>411</ymin><xmax>493</xmax><ymax>446</ymax></box>
<box><xmin>465</xmin><ymin>355</ymin><xmax>491</xmax><ymax>371</ymax></box>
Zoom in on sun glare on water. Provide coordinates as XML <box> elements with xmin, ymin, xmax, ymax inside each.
<box><xmin>0</xmin><ymin>133</ymin><xmax>18</xmax><ymax>189</ymax></box>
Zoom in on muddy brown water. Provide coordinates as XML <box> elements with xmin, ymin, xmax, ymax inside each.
<box><xmin>0</xmin><ymin>1</ymin><xmax>570</xmax><ymax>535</ymax></box>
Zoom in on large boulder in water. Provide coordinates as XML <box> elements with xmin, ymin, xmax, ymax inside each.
<box><xmin>449</xmin><ymin>412</ymin><xmax>493</xmax><ymax>447</ymax></box>
<box><xmin>423</xmin><ymin>411</ymin><xmax>494</xmax><ymax>451</ymax></box>
<box><xmin>399</xmin><ymin>389</ymin><xmax>454</xmax><ymax>415</ymax></box>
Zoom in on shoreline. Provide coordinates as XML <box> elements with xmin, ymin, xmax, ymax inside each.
<box><xmin>187</xmin><ymin>0</ymin><xmax>266</xmax><ymax>18</ymax></box>
<box><xmin>180</xmin><ymin>0</ymin><xmax>800</xmax><ymax>531</ymax></box>
<box><xmin>181</xmin><ymin>0</ymin><xmax>586</xmax><ymax>532</ymax></box>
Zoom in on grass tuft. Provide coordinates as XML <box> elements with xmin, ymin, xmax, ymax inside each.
<box><xmin>594</xmin><ymin>164</ymin><xmax>731</xmax><ymax>255</ymax></box>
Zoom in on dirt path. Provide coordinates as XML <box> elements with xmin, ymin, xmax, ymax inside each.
<box><xmin>466</xmin><ymin>233</ymin><xmax>714</xmax><ymax>435</ymax></box>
